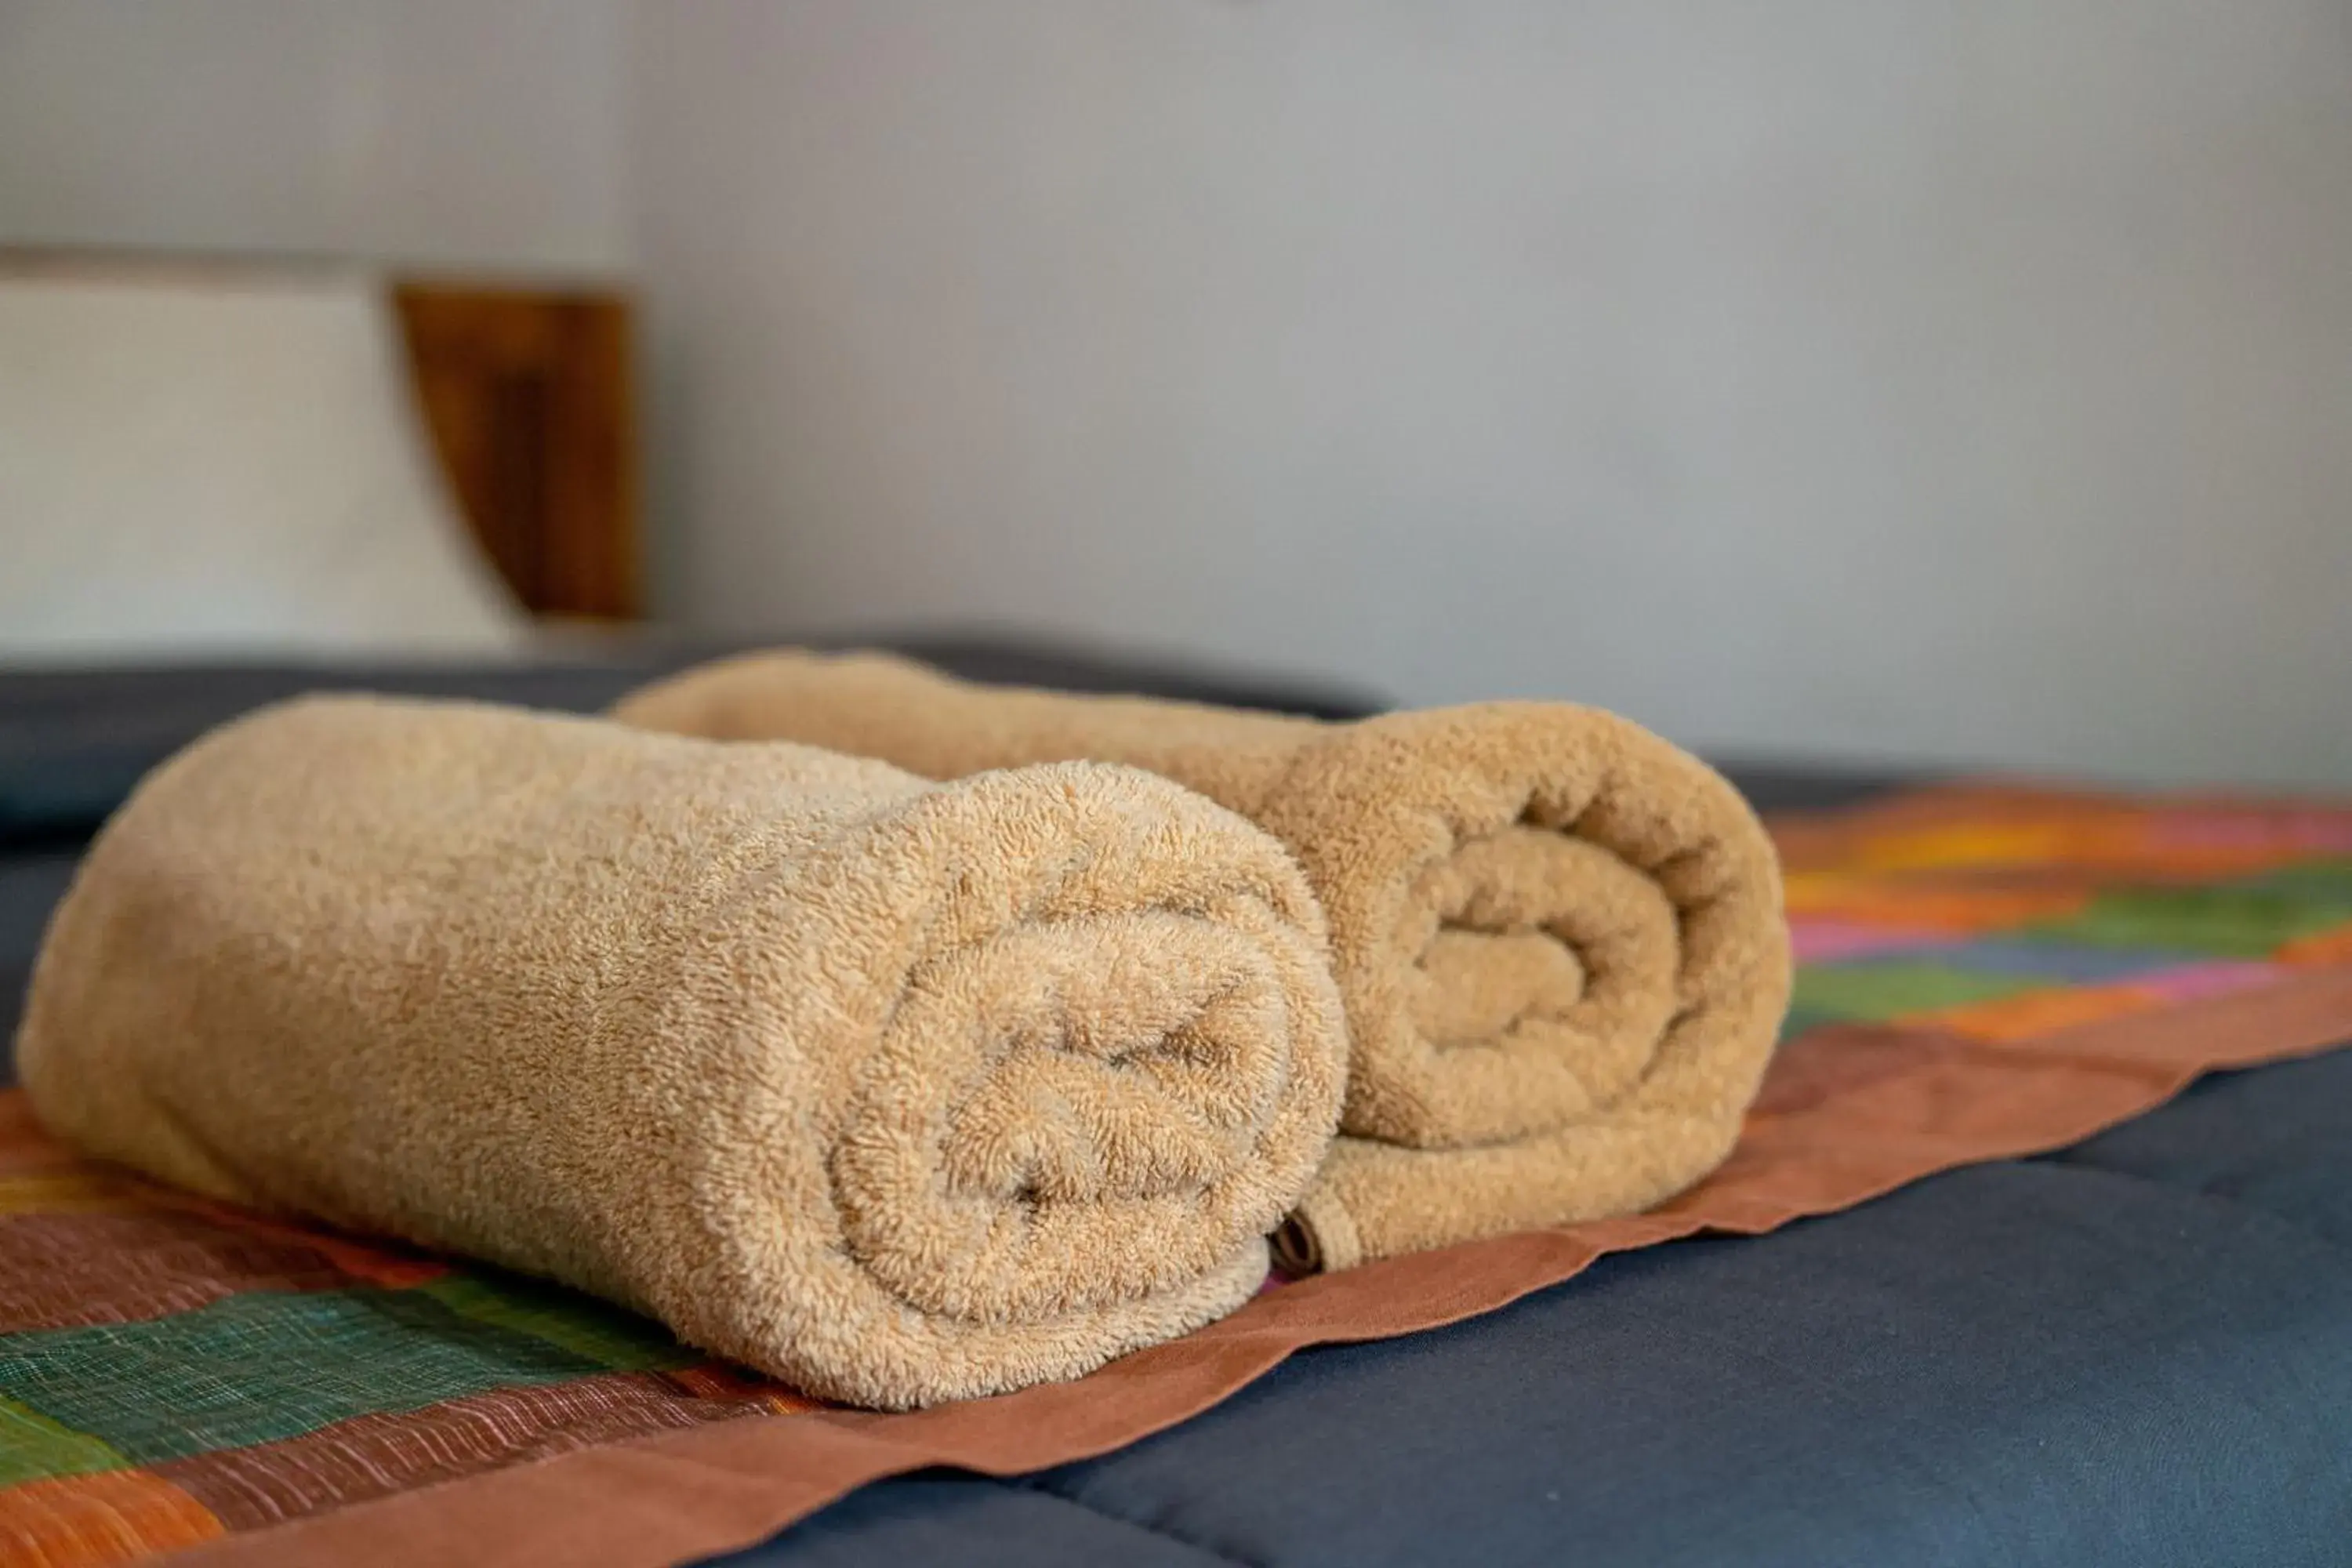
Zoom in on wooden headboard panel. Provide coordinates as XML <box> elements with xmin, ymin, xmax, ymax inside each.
<box><xmin>392</xmin><ymin>281</ymin><xmax>641</xmax><ymax>621</ymax></box>
<box><xmin>0</xmin><ymin>247</ymin><xmax>641</xmax><ymax>624</ymax></box>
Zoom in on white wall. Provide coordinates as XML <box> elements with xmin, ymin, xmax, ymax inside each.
<box><xmin>635</xmin><ymin>1</ymin><xmax>2352</xmax><ymax>787</ymax></box>
<box><xmin>8</xmin><ymin>2</ymin><xmax>2347</xmax><ymax>783</ymax></box>
<box><xmin>0</xmin><ymin>0</ymin><xmax>628</xmax><ymax>274</ymax></box>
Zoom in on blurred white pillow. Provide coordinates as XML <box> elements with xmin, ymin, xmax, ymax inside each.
<box><xmin>0</xmin><ymin>266</ymin><xmax>528</xmax><ymax>660</ymax></box>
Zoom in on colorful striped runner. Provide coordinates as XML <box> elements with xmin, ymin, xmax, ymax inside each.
<box><xmin>4</xmin><ymin>782</ymin><xmax>2352</xmax><ymax>1566</ymax></box>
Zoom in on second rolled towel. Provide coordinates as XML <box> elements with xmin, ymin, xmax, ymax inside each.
<box><xmin>615</xmin><ymin>652</ymin><xmax>1793</xmax><ymax>1270</ymax></box>
<box><xmin>16</xmin><ymin>695</ymin><xmax>1347</xmax><ymax>1409</ymax></box>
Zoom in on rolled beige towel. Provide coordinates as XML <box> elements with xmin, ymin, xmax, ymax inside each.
<box><xmin>16</xmin><ymin>695</ymin><xmax>1345</xmax><ymax>1409</ymax></box>
<box><xmin>615</xmin><ymin>652</ymin><xmax>1791</xmax><ymax>1271</ymax></box>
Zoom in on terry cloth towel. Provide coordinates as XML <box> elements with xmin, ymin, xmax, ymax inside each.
<box><xmin>613</xmin><ymin>652</ymin><xmax>1791</xmax><ymax>1270</ymax></box>
<box><xmin>14</xmin><ymin>695</ymin><xmax>1347</xmax><ymax>1410</ymax></box>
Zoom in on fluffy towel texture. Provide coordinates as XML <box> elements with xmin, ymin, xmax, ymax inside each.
<box><xmin>613</xmin><ymin>652</ymin><xmax>1792</xmax><ymax>1269</ymax></box>
<box><xmin>16</xmin><ymin>695</ymin><xmax>1347</xmax><ymax>1409</ymax></box>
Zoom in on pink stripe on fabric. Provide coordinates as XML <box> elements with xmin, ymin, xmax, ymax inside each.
<box><xmin>1788</xmin><ymin>920</ymin><xmax>1949</xmax><ymax>964</ymax></box>
<box><xmin>2129</xmin><ymin>960</ymin><xmax>2286</xmax><ymax>1004</ymax></box>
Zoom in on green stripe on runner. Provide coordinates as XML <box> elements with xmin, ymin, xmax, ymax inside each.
<box><xmin>0</xmin><ymin>1393</ymin><xmax>129</xmax><ymax>1486</ymax></box>
<box><xmin>417</xmin><ymin>1272</ymin><xmax>699</xmax><ymax>1374</ymax></box>
<box><xmin>0</xmin><ymin>1286</ymin><xmax>609</xmax><ymax>1465</ymax></box>
<box><xmin>1790</xmin><ymin>961</ymin><xmax>2037</xmax><ymax>1023</ymax></box>
<box><xmin>2023</xmin><ymin>884</ymin><xmax>2352</xmax><ymax>960</ymax></box>
<box><xmin>2221</xmin><ymin>858</ymin><xmax>2352</xmax><ymax>902</ymax></box>
<box><xmin>1777</xmin><ymin>1004</ymin><xmax>1846</xmax><ymax>1044</ymax></box>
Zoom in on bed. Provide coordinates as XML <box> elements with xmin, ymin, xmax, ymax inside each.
<box><xmin>759</xmin><ymin>1051</ymin><xmax>2352</xmax><ymax>1568</ymax></box>
<box><xmin>2</xmin><ymin>264</ymin><xmax>2346</xmax><ymax>1568</ymax></box>
<box><xmin>6</xmin><ymin>670</ymin><xmax>2347</xmax><ymax>1567</ymax></box>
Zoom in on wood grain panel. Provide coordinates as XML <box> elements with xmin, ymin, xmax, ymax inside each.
<box><xmin>392</xmin><ymin>283</ymin><xmax>640</xmax><ymax>620</ymax></box>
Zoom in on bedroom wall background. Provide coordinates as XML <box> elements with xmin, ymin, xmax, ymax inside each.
<box><xmin>5</xmin><ymin>2</ymin><xmax>2347</xmax><ymax>787</ymax></box>
<box><xmin>633</xmin><ymin>0</ymin><xmax>2352</xmax><ymax>788</ymax></box>
<box><xmin>0</xmin><ymin>0</ymin><xmax>628</xmax><ymax>274</ymax></box>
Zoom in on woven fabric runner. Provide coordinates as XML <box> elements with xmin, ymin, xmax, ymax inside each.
<box><xmin>5</xmin><ymin>782</ymin><xmax>2352</xmax><ymax>1567</ymax></box>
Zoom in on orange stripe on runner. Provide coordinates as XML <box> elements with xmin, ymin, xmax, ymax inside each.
<box><xmin>0</xmin><ymin>1471</ymin><xmax>223</xmax><ymax>1568</ymax></box>
<box><xmin>0</xmin><ymin>1174</ymin><xmax>147</xmax><ymax>1221</ymax></box>
<box><xmin>2278</xmin><ymin>922</ymin><xmax>2352</xmax><ymax>967</ymax></box>
<box><xmin>1915</xmin><ymin>982</ymin><xmax>2159</xmax><ymax>1043</ymax></box>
